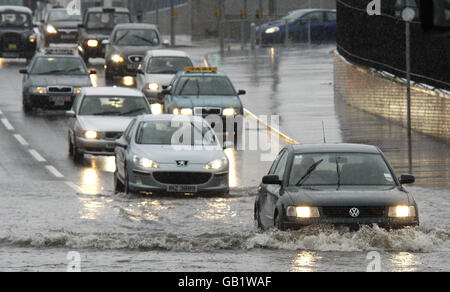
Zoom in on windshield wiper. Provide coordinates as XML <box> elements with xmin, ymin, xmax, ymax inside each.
<box><xmin>115</xmin><ymin>31</ymin><xmax>129</xmax><ymax>43</ymax></box>
<box><xmin>92</xmin><ymin>111</ymin><xmax>121</xmax><ymax>116</ymax></box>
<box><xmin>120</xmin><ymin>108</ymin><xmax>145</xmax><ymax>116</ymax></box>
<box><xmin>295</xmin><ymin>159</ymin><xmax>324</xmax><ymax>186</ymax></box>
<box><xmin>132</xmin><ymin>35</ymin><xmax>155</xmax><ymax>45</ymax></box>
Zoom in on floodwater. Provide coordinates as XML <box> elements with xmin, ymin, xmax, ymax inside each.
<box><xmin>0</xmin><ymin>44</ymin><xmax>448</xmax><ymax>271</ymax></box>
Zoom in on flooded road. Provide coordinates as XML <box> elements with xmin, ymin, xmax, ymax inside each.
<box><xmin>0</xmin><ymin>44</ymin><xmax>449</xmax><ymax>271</ymax></box>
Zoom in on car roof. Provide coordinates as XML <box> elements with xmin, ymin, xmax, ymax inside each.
<box><xmin>177</xmin><ymin>70</ymin><xmax>228</xmax><ymax>78</ymax></box>
<box><xmin>83</xmin><ymin>87</ymin><xmax>144</xmax><ymax>97</ymax></box>
<box><xmin>86</xmin><ymin>7</ymin><xmax>129</xmax><ymax>13</ymax></box>
<box><xmin>145</xmin><ymin>49</ymin><xmax>189</xmax><ymax>58</ymax></box>
<box><xmin>135</xmin><ymin>114</ymin><xmax>206</xmax><ymax>123</ymax></box>
<box><xmin>0</xmin><ymin>6</ymin><xmax>32</xmax><ymax>14</ymax></box>
<box><xmin>113</xmin><ymin>23</ymin><xmax>158</xmax><ymax>30</ymax></box>
<box><xmin>291</xmin><ymin>143</ymin><xmax>380</xmax><ymax>154</ymax></box>
<box><xmin>289</xmin><ymin>8</ymin><xmax>336</xmax><ymax>14</ymax></box>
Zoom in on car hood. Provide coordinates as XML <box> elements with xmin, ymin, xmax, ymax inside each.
<box><xmin>143</xmin><ymin>73</ymin><xmax>174</xmax><ymax>86</ymax></box>
<box><xmin>172</xmin><ymin>95</ymin><xmax>242</xmax><ymax>109</ymax></box>
<box><xmin>0</xmin><ymin>28</ymin><xmax>32</xmax><ymax>34</ymax></box>
<box><xmin>111</xmin><ymin>45</ymin><xmax>160</xmax><ymax>56</ymax></box>
<box><xmin>83</xmin><ymin>28</ymin><xmax>112</xmax><ymax>38</ymax></box>
<box><xmin>51</xmin><ymin>21</ymin><xmax>81</xmax><ymax>29</ymax></box>
<box><xmin>28</xmin><ymin>75</ymin><xmax>91</xmax><ymax>87</ymax></box>
<box><xmin>284</xmin><ymin>186</ymin><xmax>411</xmax><ymax>206</ymax></box>
<box><xmin>133</xmin><ymin>144</ymin><xmax>224</xmax><ymax>164</ymax></box>
<box><xmin>77</xmin><ymin>116</ymin><xmax>133</xmax><ymax>132</ymax></box>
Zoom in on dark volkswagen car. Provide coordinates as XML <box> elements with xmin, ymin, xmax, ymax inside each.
<box><xmin>104</xmin><ymin>23</ymin><xmax>163</xmax><ymax>83</ymax></box>
<box><xmin>257</xmin><ymin>9</ymin><xmax>337</xmax><ymax>45</ymax></box>
<box><xmin>77</xmin><ymin>7</ymin><xmax>131</xmax><ymax>63</ymax></box>
<box><xmin>20</xmin><ymin>49</ymin><xmax>95</xmax><ymax>112</ymax></box>
<box><xmin>0</xmin><ymin>6</ymin><xmax>36</xmax><ymax>60</ymax></box>
<box><xmin>254</xmin><ymin>144</ymin><xmax>419</xmax><ymax>231</ymax></box>
<box><xmin>40</xmin><ymin>8</ymin><xmax>82</xmax><ymax>46</ymax></box>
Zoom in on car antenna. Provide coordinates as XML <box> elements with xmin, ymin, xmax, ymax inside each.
<box><xmin>322</xmin><ymin>121</ymin><xmax>326</xmax><ymax>144</ymax></box>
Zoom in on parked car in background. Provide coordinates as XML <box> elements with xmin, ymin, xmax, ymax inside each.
<box><xmin>104</xmin><ymin>23</ymin><xmax>163</xmax><ymax>85</ymax></box>
<box><xmin>257</xmin><ymin>9</ymin><xmax>337</xmax><ymax>45</ymax></box>
<box><xmin>136</xmin><ymin>49</ymin><xmax>193</xmax><ymax>103</ymax></box>
<box><xmin>40</xmin><ymin>8</ymin><xmax>82</xmax><ymax>46</ymax></box>
<box><xmin>77</xmin><ymin>7</ymin><xmax>131</xmax><ymax>63</ymax></box>
<box><xmin>0</xmin><ymin>5</ymin><xmax>36</xmax><ymax>60</ymax></box>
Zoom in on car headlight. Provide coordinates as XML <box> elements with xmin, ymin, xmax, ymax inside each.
<box><xmin>86</xmin><ymin>39</ymin><xmax>99</xmax><ymax>47</ymax></box>
<box><xmin>46</xmin><ymin>24</ymin><xmax>57</xmax><ymax>34</ymax></box>
<box><xmin>286</xmin><ymin>206</ymin><xmax>320</xmax><ymax>218</ymax></box>
<box><xmin>172</xmin><ymin>108</ymin><xmax>193</xmax><ymax>115</ymax></box>
<box><xmin>30</xmin><ymin>87</ymin><xmax>47</xmax><ymax>94</ymax></box>
<box><xmin>265</xmin><ymin>27</ymin><xmax>280</xmax><ymax>34</ymax></box>
<box><xmin>28</xmin><ymin>34</ymin><xmax>36</xmax><ymax>43</ymax></box>
<box><xmin>133</xmin><ymin>155</ymin><xmax>160</xmax><ymax>169</ymax></box>
<box><xmin>204</xmin><ymin>157</ymin><xmax>228</xmax><ymax>170</ymax></box>
<box><xmin>111</xmin><ymin>54</ymin><xmax>124</xmax><ymax>63</ymax></box>
<box><xmin>122</xmin><ymin>76</ymin><xmax>134</xmax><ymax>87</ymax></box>
<box><xmin>150</xmin><ymin>103</ymin><xmax>163</xmax><ymax>115</ymax></box>
<box><xmin>84</xmin><ymin>130</ymin><xmax>98</xmax><ymax>139</ymax></box>
<box><xmin>222</xmin><ymin>108</ymin><xmax>236</xmax><ymax>116</ymax></box>
<box><xmin>388</xmin><ymin>205</ymin><xmax>416</xmax><ymax>218</ymax></box>
<box><xmin>146</xmin><ymin>83</ymin><xmax>159</xmax><ymax>92</ymax></box>
<box><xmin>74</xmin><ymin>87</ymin><xmax>82</xmax><ymax>95</ymax></box>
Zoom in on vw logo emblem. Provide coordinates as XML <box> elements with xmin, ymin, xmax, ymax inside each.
<box><xmin>349</xmin><ymin>207</ymin><xmax>360</xmax><ymax>218</ymax></box>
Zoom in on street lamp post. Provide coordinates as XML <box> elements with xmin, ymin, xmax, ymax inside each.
<box><xmin>402</xmin><ymin>8</ymin><xmax>415</xmax><ymax>139</ymax></box>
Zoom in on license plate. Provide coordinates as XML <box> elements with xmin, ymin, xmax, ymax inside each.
<box><xmin>8</xmin><ymin>44</ymin><xmax>17</xmax><ymax>50</ymax></box>
<box><xmin>167</xmin><ymin>185</ymin><xmax>197</xmax><ymax>193</ymax></box>
<box><xmin>127</xmin><ymin>63</ymin><xmax>139</xmax><ymax>70</ymax></box>
<box><xmin>2</xmin><ymin>52</ymin><xmax>19</xmax><ymax>58</ymax></box>
<box><xmin>106</xmin><ymin>143</ymin><xmax>115</xmax><ymax>149</ymax></box>
<box><xmin>50</xmin><ymin>96</ymin><xmax>71</xmax><ymax>106</ymax></box>
<box><xmin>61</xmin><ymin>34</ymin><xmax>75</xmax><ymax>40</ymax></box>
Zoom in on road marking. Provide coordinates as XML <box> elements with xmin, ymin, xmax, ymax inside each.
<box><xmin>1</xmin><ymin>118</ymin><xmax>14</xmax><ymax>131</ymax></box>
<box><xmin>29</xmin><ymin>149</ymin><xmax>47</xmax><ymax>162</ymax></box>
<box><xmin>46</xmin><ymin>165</ymin><xmax>64</xmax><ymax>178</ymax></box>
<box><xmin>65</xmin><ymin>181</ymin><xmax>83</xmax><ymax>194</ymax></box>
<box><xmin>14</xmin><ymin>134</ymin><xmax>29</xmax><ymax>146</ymax></box>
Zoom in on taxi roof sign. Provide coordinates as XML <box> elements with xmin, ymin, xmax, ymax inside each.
<box><xmin>184</xmin><ymin>67</ymin><xmax>217</xmax><ymax>73</ymax></box>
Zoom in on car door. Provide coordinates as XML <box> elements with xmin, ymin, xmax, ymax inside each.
<box><xmin>115</xmin><ymin>118</ymin><xmax>136</xmax><ymax>179</ymax></box>
<box><xmin>324</xmin><ymin>11</ymin><xmax>337</xmax><ymax>42</ymax></box>
<box><xmin>258</xmin><ymin>149</ymin><xmax>289</xmax><ymax>228</ymax></box>
<box><xmin>295</xmin><ymin>11</ymin><xmax>326</xmax><ymax>43</ymax></box>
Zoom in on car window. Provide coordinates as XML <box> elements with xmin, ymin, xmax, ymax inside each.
<box><xmin>147</xmin><ymin>57</ymin><xmax>193</xmax><ymax>74</ymax></box>
<box><xmin>124</xmin><ymin>119</ymin><xmax>137</xmax><ymax>143</ymax></box>
<box><xmin>48</xmin><ymin>10</ymin><xmax>82</xmax><ymax>22</ymax></box>
<box><xmin>289</xmin><ymin>153</ymin><xmax>396</xmax><ymax>186</ymax></box>
<box><xmin>114</xmin><ymin>29</ymin><xmax>160</xmax><ymax>46</ymax></box>
<box><xmin>30</xmin><ymin>57</ymin><xmax>88</xmax><ymax>75</ymax></box>
<box><xmin>0</xmin><ymin>12</ymin><xmax>31</xmax><ymax>28</ymax></box>
<box><xmin>301</xmin><ymin>12</ymin><xmax>325</xmax><ymax>23</ymax></box>
<box><xmin>135</xmin><ymin>120</ymin><xmax>216</xmax><ymax>146</ymax></box>
<box><xmin>79</xmin><ymin>96</ymin><xmax>150</xmax><ymax>116</ymax></box>
<box><xmin>86</xmin><ymin>12</ymin><xmax>130</xmax><ymax>29</ymax></box>
<box><xmin>326</xmin><ymin>12</ymin><xmax>337</xmax><ymax>22</ymax></box>
<box><xmin>273</xmin><ymin>151</ymin><xmax>288</xmax><ymax>179</ymax></box>
<box><xmin>174</xmin><ymin>76</ymin><xmax>236</xmax><ymax>96</ymax></box>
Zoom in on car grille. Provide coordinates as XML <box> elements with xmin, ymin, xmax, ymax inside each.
<box><xmin>321</xmin><ymin>206</ymin><xmax>386</xmax><ymax>218</ymax></box>
<box><xmin>48</xmin><ymin>86</ymin><xmax>72</xmax><ymax>93</ymax></box>
<box><xmin>104</xmin><ymin>131</ymin><xmax>122</xmax><ymax>139</ymax></box>
<box><xmin>1</xmin><ymin>33</ymin><xmax>21</xmax><ymax>51</ymax></box>
<box><xmin>194</xmin><ymin>107</ymin><xmax>222</xmax><ymax>116</ymax></box>
<box><xmin>153</xmin><ymin>172</ymin><xmax>212</xmax><ymax>185</ymax></box>
<box><xmin>128</xmin><ymin>55</ymin><xmax>143</xmax><ymax>63</ymax></box>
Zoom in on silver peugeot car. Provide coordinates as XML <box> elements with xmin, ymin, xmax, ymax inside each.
<box><xmin>114</xmin><ymin>114</ymin><xmax>230</xmax><ymax>195</ymax></box>
<box><xmin>67</xmin><ymin>87</ymin><xmax>151</xmax><ymax>162</ymax></box>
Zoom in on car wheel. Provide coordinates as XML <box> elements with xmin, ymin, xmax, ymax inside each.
<box><xmin>82</xmin><ymin>54</ymin><xmax>89</xmax><ymax>65</ymax></box>
<box><xmin>274</xmin><ymin>211</ymin><xmax>286</xmax><ymax>231</ymax></box>
<box><xmin>123</xmin><ymin>165</ymin><xmax>132</xmax><ymax>194</ymax></box>
<box><xmin>254</xmin><ymin>203</ymin><xmax>263</xmax><ymax>231</ymax></box>
<box><xmin>72</xmin><ymin>140</ymin><xmax>84</xmax><ymax>162</ymax></box>
<box><xmin>22</xmin><ymin>98</ymin><xmax>32</xmax><ymax>113</ymax></box>
<box><xmin>114</xmin><ymin>168</ymin><xmax>125</xmax><ymax>194</ymax></box>
<box><xmin>68</xmin><ymin>134</ymin><xmax>73</xmax><ymax>156</ymax></box>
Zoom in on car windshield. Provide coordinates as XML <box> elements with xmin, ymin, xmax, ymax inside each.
<box><xmin>281</xmin><ymin>10</ymin><xmax>308</xmax><ymax>22</ymax></box>
<box><xmin>147</xmin><ymin>57</ymin><xmax>193</xmax><ymax>74</ymax></box>
<box><xmin>114</xmin><ymin>29</ymin><xmax>160</xmax><ymax>46</ymax></box>
<box><xmin>86</xmin><ymin>12</ymin><xmax>130</xmax><ymax>29</ymax></box>
<box><xmin>30</xmin><ymin>57</ymin><xmax>87</xmax><ymax>75</ymax></box>
<box><xmin>0</xmin><ymin>0</ymin><xmax>25</xmax><ymax>6</ymax></box>
<box><xmin>79</xmin><ymin>96</ymin><xmax>150</xmax><ymax>116</ymax></box>
<box><xmin>174</xmin><ymin>76</ymin><xmax>236</xmax><ymax>96</ymax></box>
<box><xmin>289</xmin><ymin>153</ymin><xmax>396</xmax><ymax>186</ymax></box>
<box><xmin>48</xmin><ymin>10</ymin><xmax>82</xmax><ymax>22</ymax></box>
<box><xmin>136</xmin><ymin>120</ymin><xmax>217</xmax><ymax>146</ymax></box>
<box><xmin>0</xmin><ymin>12</ymin><xmax>31</xmax><ymax>28</ymax></box>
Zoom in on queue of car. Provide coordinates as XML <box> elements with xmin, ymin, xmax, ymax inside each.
<box><xmin>5</xmin><ymin>3</ymin><xmax>419</xmax><ymax>231</ymax></box>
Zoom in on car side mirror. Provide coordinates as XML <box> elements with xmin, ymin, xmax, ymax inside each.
<box><xmin>399</xmin><ymin>174</ymin><xmax>415</xmax><ymax>185</ymax></box>
<box><xmin>102</xmin><ymin>39</ymin><xmax>110</xmax><ymax>46</ymax></box>
<box><xmin>89</xmin><ymin>70</ymin><xmax>97</xmax><ymax>75</ymax></box>
<box><xmin>65</xmin><ymin>110</ymin><xmax>76</xmax><ymax>118</ymax></box>
<box><xmin>238</xmin><ymin>90</ymin><xmax>246</xmax><ymax>95</ymax></box>
<box><xmin>137</xmin><ymin>69</ymin><xmax>144</xmax><ymax>75</ymax></box>
<box><xmin>115</xmin><ymin>137</ymin><xmax>128</xmax><ymax>149</ymax></box>
<box><xmin>163</xmin><ymin>39</ymin><xmax>170</xmax><ymax>46</ymax></box>
<box><xmin>262</xmin><ymin>175</ymin><xmax>281</xmax><ymax>185</ymax></box>
<box><xmin>19</xmin><ymin>69</ymin><xmax>28</xmax><ymax>74</ymax></box>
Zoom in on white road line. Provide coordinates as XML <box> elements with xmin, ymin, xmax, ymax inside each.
<box><xmin>29</xmin><ymin>149</ymin><xmax>47</xmax><ymax>162</ymax></box>
<box><xmin>45</xmin><ymin>165</ymin><xmax>64</xmax><ymax>178</ymax></box>
<box><xmin>1</xmin><ymin>118</ymin><xmax>14</xmax><ymax>131</ymax></box>
<box><xmin>65</xmin><ymin>181</ymin><xmax>83</xmax><ymax>194</ymax></box>
<box><xmin>14</xmin><ymin>134</ymin><xmax>29</xmax><ymax>146</ymax></box>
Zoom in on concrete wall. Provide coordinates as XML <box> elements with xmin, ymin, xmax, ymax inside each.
<box><xmin>334</xmin><ymin>52</ymin><xmax>450</xmax><ymax>143</ymax></box>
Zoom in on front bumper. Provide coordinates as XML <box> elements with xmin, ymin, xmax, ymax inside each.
<box><xmin>105</xmin><ymin>61</ymin><xmax>141</xmax><ymax>77</ymax></box>
<box><xmin>75</xmin><ymin>137</ymin><xmax>116</xmax><ymax>156</ymax></box>
<box><xmin>282</xmin><ymin>217</ymin><xmax>419</xmax><ymax>229</ymax></box>
<box><xmin>26</xmin><ymin>94</ymin><xmax>75</xmax><ymax>110</ymax></box>
<box><xmin>78</xmin><ymin>41</ymin><xmax>106</xmax><ymax>59</ymax></box>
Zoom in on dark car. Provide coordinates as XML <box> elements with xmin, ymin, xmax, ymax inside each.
<box><xmin>40</xmin><ymin>8</ymin><xmax>82</xmax><ymax>46</ymax></box>
<box><xmin>104</xmin><ymin>23</ymin><xmax>163</xmax><ymax>83</ymax></box>
<box><xmin>254</xmin><ymin>144</ymin><xmax>419</xmax><ymax>231</ymax></box>
<box><xmin>0</xmin><ymin>6</ymin><xmax>37</xmax><ymax>60</ymax></box>
<box><xmin>20</xmin><ymin>49</ymin><xmax>95</xmax><ymax>112</ymax></box>
<box><xmin>257</xmin><ymin>9</ymin><xmax>337</xmax><ymax>45</ymax></box>
<box><xmin>77</xmin><ymin>7</ymin><xmax>131</xmax><ymax>63</ymax></box>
